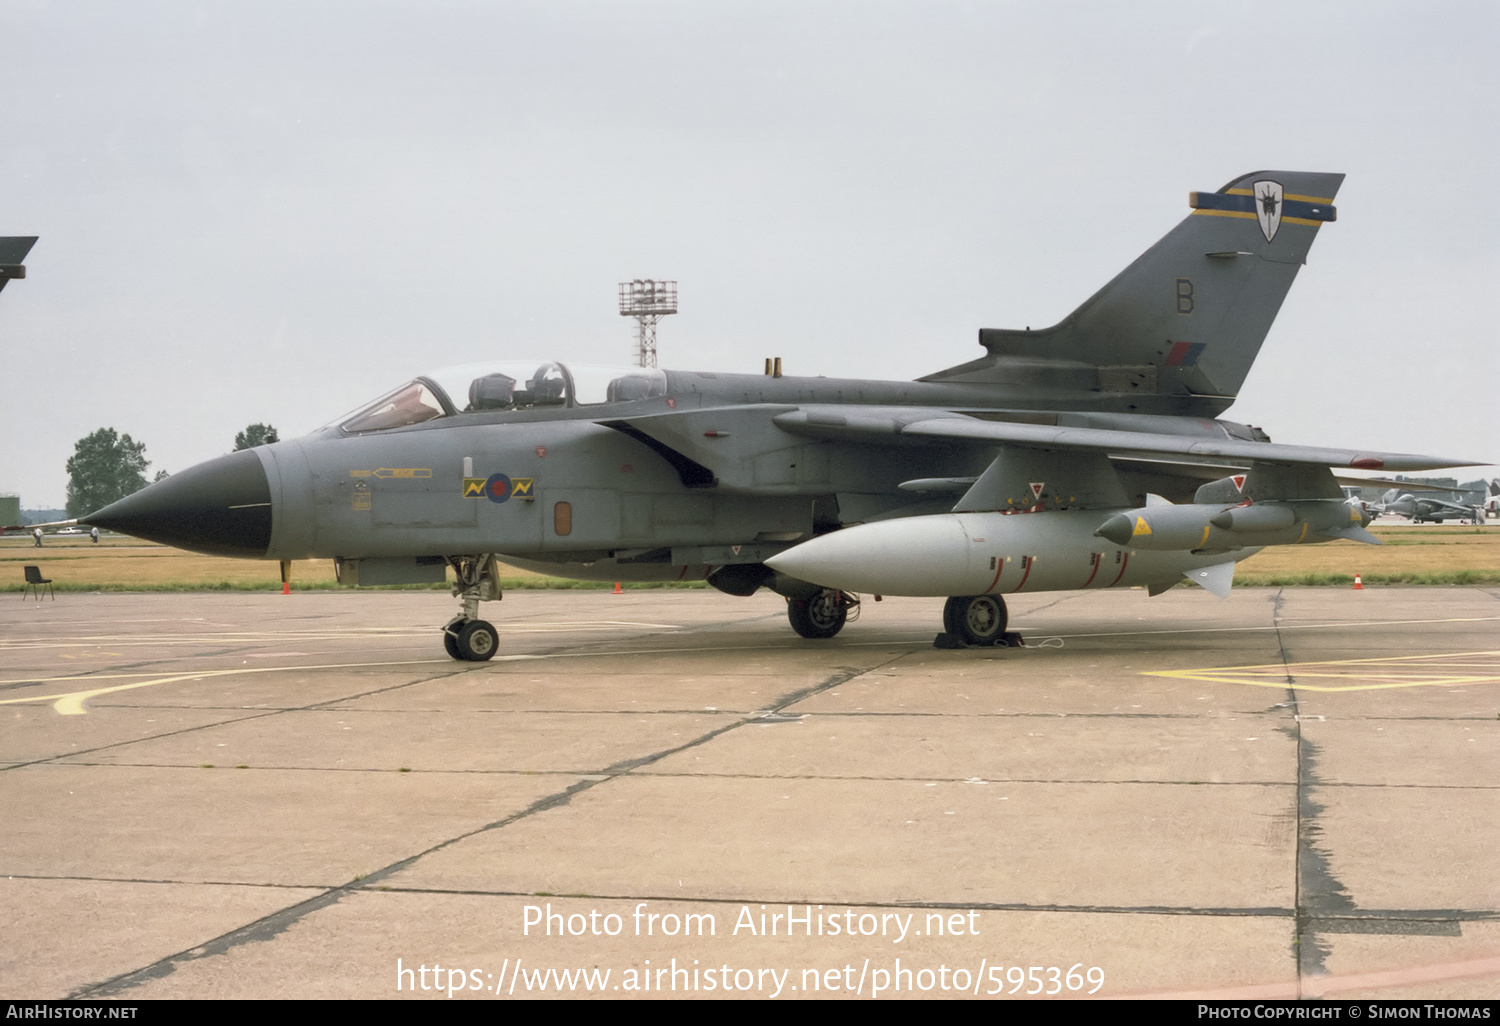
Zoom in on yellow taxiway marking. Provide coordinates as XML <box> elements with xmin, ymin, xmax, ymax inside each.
<box><xmin>0</xmin><ymin>659</ymin><xmax>462</xmax><ymax>716</ymax></box>
<box><xmin>1062</xmin><ymin>614</ymin><xmax>1500</xmax><ymax>640</ymax></box>
<box><xmin>1148</xmin><ymin>650</ymin><xmax>1500</xmax><ymax>692</ymax></box>
<box><xmin>0</xmin><ymin>621</ymin><xmax>683</xmax><ymax>651</ymax></box>
<box><xmin>0</xmin><ymin>620</ymin><xmax>682</xmax><ymax>715</ymax></box>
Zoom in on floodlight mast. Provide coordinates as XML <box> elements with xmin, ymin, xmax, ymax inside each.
<box><xmin>618</xmin><ymin>279</ymin><xmax>677</xmax><ymax>368</ymax></box>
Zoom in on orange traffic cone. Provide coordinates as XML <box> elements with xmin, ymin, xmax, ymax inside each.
<box><xmin>1352</xmin><ymin>574</ymin><xmax>1363</xmax><ymax>590</ymax></box>
<box><xmin>613</xmin><ymin>581</ymin><xmax>623</xmax><ymax>595</ymax></box>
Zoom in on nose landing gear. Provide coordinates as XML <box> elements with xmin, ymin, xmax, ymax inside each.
<box><xmin>443</xmin><ymin>554</ymin><xmax>503</xmax><ymax>661</ymax></box>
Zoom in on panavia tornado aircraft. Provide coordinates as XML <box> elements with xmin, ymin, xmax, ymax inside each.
<box><xmin>75</xmin><ymin>170</ymin><xmax>1477</xmax><ymax>659</ymax></box>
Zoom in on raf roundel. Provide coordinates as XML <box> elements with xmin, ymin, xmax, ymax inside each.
<box><xmin>485</xmin><ymin>473</ymin><xmax>513</xmax><ymax>503</ymax></box>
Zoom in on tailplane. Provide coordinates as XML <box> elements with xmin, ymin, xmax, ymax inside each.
<box><xmin>925</xmin><ymin>172</ymin><xmax>1343</xmax><ymax>415</ymax></box>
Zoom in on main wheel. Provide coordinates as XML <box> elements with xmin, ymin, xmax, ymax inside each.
<box><xmin>942</xmin><ymin>596</ymin><xmax>963</xmax><ymax>637</ymax></box>
<box><xmin>456</xmin><ymin>619</ymin><xmax>499</xmax><ymax>661</ymax></box>
<box><xmin>788</xmin><ymin>590</ymin><xmax>848</xmax><ymax>639</ymax></box>
<box><xmin>942</xmin><ymin>595</ymin><xmax>1007</xmax><ymax>646</ymax></box>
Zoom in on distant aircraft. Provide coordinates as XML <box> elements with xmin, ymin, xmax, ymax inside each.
<box><xmin>0</xmin><ymin>236</ymin><xmax>36</xmax><ymax>294</ymax></box>
<box><xmin>1486</xmin><ymin>480</ymin><xmax>1500</xmax><ymax>519</ymax></box>
<box><xmin>0</xmin><ymin>237</ymin><xmax>40</xmax><ymax>535</ymax></box>
<box><xmin>74</xmin><ymin>171</ymin><xmax>1478</xmax><ymax>658</ymax></box>
<box><xmin>1375</xmin><ymin>488</ymin><xmax>1484</xmax><ymax>525</ymax></box>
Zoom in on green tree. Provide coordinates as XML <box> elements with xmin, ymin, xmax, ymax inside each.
<box><xmin>65</xmin><ymin>428</ymin><xmax>150</xmax><ymax>517</ymax></box>
<box><xmin>234</xmin><ymin>423</ymin><xmax>279</xmax><ymax>450</ymax></box>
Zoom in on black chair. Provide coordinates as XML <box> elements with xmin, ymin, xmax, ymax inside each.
<box><xmin>22</xmin><ymin>565</ymin><xmax>53</xmax><ymax>602</ymax></box>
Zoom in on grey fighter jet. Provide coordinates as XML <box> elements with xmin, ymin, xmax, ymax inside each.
<box><xmin>1374</xmin><ymin>488</ymin><xmax>1483</xmax><ymax>524</ymax></box>
<box><xmin>78</xmin><ymin>171</ymin><xmax>1478</xmax><ymax>658</ymax></box>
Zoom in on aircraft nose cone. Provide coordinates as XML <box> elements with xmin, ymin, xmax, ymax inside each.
<box><xmin>81</xmin><ymin>448</ymin><xmax>272</xmax><ymax>557</ymax></box>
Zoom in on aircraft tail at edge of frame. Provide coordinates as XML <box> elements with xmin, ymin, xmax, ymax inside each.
<box><xmin>0</xmin><ymin>236</ymin><xmax>38</xmax><ymax>295</ymax></box>
<box><xmin>927</xmin><ymin>171</ymin><xmax>1344</xmax><ymax>412</ymax></box>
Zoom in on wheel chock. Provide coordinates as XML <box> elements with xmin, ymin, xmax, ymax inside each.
<box><xmin>932</xmin><ymin>631</ymin><xmax>1026</xmax><ymax>649</ymax></box>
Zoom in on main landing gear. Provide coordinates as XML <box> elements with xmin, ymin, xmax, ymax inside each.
<box><xmin>443</xmin><ymin>555</ymin><xmax>502</xmax><ymax>661</ymax></box>
<box><xmin>787</xmin><ymin>588</ymin><xmax>859</xmax><ymax>639</ymax></box>
<box><xmin>939</xmin><ymin>594</ymin><xmax>1010</xmax><ymax>646</ymax></box>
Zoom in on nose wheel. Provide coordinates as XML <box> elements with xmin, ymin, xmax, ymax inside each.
<box><xmin>444</xmin><ymin>617</ymin><xmax>498</xmax><ymax>661</ymax></box>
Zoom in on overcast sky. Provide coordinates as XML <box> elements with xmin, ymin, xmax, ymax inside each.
<box><xmin>2</xmin><ymin>0</ymin><xmax>1496</xmax><ymax>508</ymax></box>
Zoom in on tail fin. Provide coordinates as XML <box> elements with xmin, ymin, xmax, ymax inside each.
<box><xmin>925</xmin><ymin>172</ymin><xmax>1343</xmax><ymax>415</ymax></box>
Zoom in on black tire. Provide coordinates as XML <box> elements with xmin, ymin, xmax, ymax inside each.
<box><xmin>442</xmin><ymin>624</ymin><xmax>462</xmax><ymax>660</ymax></box>
<box><xmin>943</xmin><ymin>595</ymin><xmax>1007</xmax><ymax>645</ymax></box>
<box><xmin>788</xmin><ymin>590</ymin><xmax>848</xmax><ymax>639</ymax></box>
<box><xmin>942</xmin><ymin>596</ymin><xmax>963</xmax><ymax>637</ymax></box>
<box><xmin>456</xmin><ymin>619</ymin><xmax>499</xmax><ymax>661</ymax></box>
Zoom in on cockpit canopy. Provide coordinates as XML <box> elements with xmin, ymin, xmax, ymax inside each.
<box><xmin>337</xmin><ymin>362</ymin><xmax>668</xmax><ymax>434</ymax></box>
